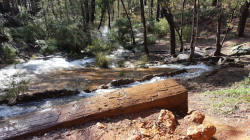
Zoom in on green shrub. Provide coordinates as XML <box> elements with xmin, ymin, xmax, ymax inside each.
<box><xmin>112</xmin><ymin>18</ymin><xmax>131</xmax><ymax>44</ymax></box>
<box><xmin>10</xmin><ymin>23</ymin><xmax>45</xmax><ymax>43</ymax></box>
<box><xmin>147</xmin><ymin>35</ymin><xmax>157</xmax><ymax>45</ymax></box>
<box><xmin>95</xmin><ymin>53</ymin><xmax>109</xmax><ymax>68</ymax></box>
<box><xmin>149</xmin><ymin>18</ymin><xmax>169</xmax><ymax>37</ymax></box>
<box><xmin>3</xmin><ymin>73</ymin><xmax>30</xmax><ymax>104</ymax></box>
<box><xmin>139</xmin><ymin>54</ymin><xmax>149</xmax><ymax>66</ymax></box>
<box><xmin>38</xmin><ymin>39</ymin><xmax>58</xmax><ymax>55</ymax></box>
<box><xmin>117</xmin><ymin>60</ymin><xmax>125</xmax><ymax>67</ymax></box>
<box><xmin>118</xmin><ymin>71</ymin><xmax>125</xmax><ymax>77</ymax></box>
<box><xmin>54</xmin><ymin>24</ymin><xmax>90</xmax><ymax>54</ymax></box>
<box><xmin>85</xmin><ymin>39</ymin><xmax>114</xmax><ymax>56</ymax></box>
<box><xmin>0</xmin><ymin>44</ymin><xmax>17</xmax><ymax>64</ymax></box>
<box><xmin>183</xmin><ymin>26</ymin><xmax>192</xmax><ymax>43</ymax></box>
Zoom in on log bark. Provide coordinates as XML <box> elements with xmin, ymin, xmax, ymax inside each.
<box><xmin>0</xmin><ymin>79</ymin><xmax>188</xmax><ymax>140</ymax></box>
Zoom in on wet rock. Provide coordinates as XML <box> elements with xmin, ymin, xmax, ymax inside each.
<box><xmin>141</xmin><ymin>74</ymin><xmax>154</xmax><ymax>81</ymax></box>
<box><xmin>185</xmin><ymin>111</ymin><xmax>205</xmax><ymax>124</ymax></box>
<box><xmin>99</xmin><ymin>84</ymin><xmax>109</xmax><ymax>89</ymax></box>
<box><xmin>154</xmin><ymin>69</ymin><xmax>187</xmax><ymax>77</ymax></box>
<box><xmin>177</xmin><ymin>54</ymin><xmax>189</xmax><ymax>61</ymax></box>
<box><xmin>204</xmin><ymin>47</ymin><xmax>214</xmax><ymax>51</ymax></box>
<box><xmin>157</xmin><ymin>109</ymin><xmax>176</xmax><ymax>131</ymax></box>
<box><xmin>6</xmin><ymin>89</ymin><xmax>80</xmax><ymax>105</ymax></box>
<box><xmin>109</xmin><ymin>78</ymin><xmax>135</xmax><ymax>87</ymax></box>
<box><xmin>96</xmin><ymin>122</ymin><xmax>106</xmax><ymax>129</ymax></box>
<box><xmin>187</xmin><ymin>123</ymin><xmax>216</xmax><ymax>140</ymax></box>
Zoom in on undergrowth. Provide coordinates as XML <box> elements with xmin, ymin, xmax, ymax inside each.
<box><xmin>203</xmin><ymin>77</ymin><xmax>250</xmax><ymax>114</ymax></box>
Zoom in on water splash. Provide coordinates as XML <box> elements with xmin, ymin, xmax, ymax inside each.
<box><xmin>0</xmin><ymin>57</ymin><xmax>95</xmax><ymax>89</ymax></box>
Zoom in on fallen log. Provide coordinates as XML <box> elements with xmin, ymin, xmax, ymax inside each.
<box><xmin>0</xmin><ymin>79</ymin><xmax>188</xmax><ymax>140</ymax></box>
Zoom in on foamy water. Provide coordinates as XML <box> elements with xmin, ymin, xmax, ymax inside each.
<box><xmin>0</xmin><ymin>57</ymin><xmax>95</xmax><ymax>89</ymax></box>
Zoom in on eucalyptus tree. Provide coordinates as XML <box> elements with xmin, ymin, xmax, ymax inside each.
<box><xmin>238</xmin><ymin>0</ymin><xmax>250</xmax><ymax>37</ymax></box>
<box><xmin>159</xmin><ymin>0</ymin><xmax>176</xmax><ymax>56</ymax></box>
<box><xmin>140</xmin><ymin>0</ymin><xmax>149</xmax><ymax>56</ymax></box>
<box><xmin>190</xmin><ymin>0</ymin><xmax>198</xmax><ymax>59</ymax></box>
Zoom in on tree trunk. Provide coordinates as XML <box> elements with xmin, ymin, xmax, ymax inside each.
<box><xmin>161</xmin><ymin>2</ymin><xmax>176</xmax><ymax>56</ymax></box>
<box><xmin>180</xmin><ymin>0</ymin><xmax>186</xmax><ymax>52</ymax></box>
<box><xmin>156</xmin><ymin>0</ymin><xmax>160</xmax><ymax>21</ymax></box>
<box><xmin>214</xmin><ymin>0</ymin><xmax>222</xmax><ymax>56</ymax></box>
<box><xmin>90</xmin><ymin>0</ymin><xmax>96</xmax><ymax>23</ymax></box>
<box><xmin>238</xmin><ymin>1</ymin><xmax>250</xmax><ymax>37</ymax></box>
<box><xmin>57</xmin><ymin>0</ymin><xmax>63</xmax><ymax>20</ymax></box>
<box><xmin>189</xmin><ymin>0</ymin><xmax>197</xmax><ymax>59</ymax></box>
<box><xmin>108</xmin><ymin>7</ymin><xmax>111</xmax><ymax>29</ymax></box>
<box><xmin>117</xmin><ymin>0</ymin><xmax>120</xmax><ymax>18</ymax></box>
<box><xmin>150</xmin><ymin>0</ymin><xmax>153</xmax><ymax>19</ymax></box>
<box><xmin>121</xmin><ymin>0</ymin><xmax>136</xmax><ymax>45</ymax></box>
<box><xmin>84</xmin><ymin>0</ymin><xmax>90</xmax><ymax>23</ymax></box>
<box><xmin>98</xmin><ymin>9</ymin><xmax>105</xmax><ymax>30</ymax></box>
<box><xmin>140</xmin><ymin>0</ymin><xmax>149</xmax><ymax>56</ymax></box>
<box><xmin>64</xmin><ymin>0</ymin><xmax>70</xmax><ymax>24</ymax></box>
<box><xmin>50</xmin><ymin>0</ymin><xmax>57</xmax><ymax>19</ymax></box>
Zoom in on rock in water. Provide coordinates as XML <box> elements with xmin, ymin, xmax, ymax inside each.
<box><xmin>109</xmin><ymin>78</ymin><xmax>135</xmax><ymax>87</ymax></box>
<box><xmin>177</xmin><ymin>54</ymin><xmax>189</xmax><ymax>61</ymax></box>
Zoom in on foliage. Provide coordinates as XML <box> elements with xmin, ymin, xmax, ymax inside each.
<box><xmin>117</xmin><ymin>60</ymin><xmax>125</xmax><ymax>67</ymax></box>
<box><xmin>38</xmin><ymin>39</ymin><xmax>58</xmax><ymax>55</ymax></box>
<box><xmin>3</xmin><ymin>73</ymin><xmax>30</xmax><ymax>104</ymax></box>
<box><xmin>111</xmin><ymin>18</ymin><xmax>131</xmax><ymax>44</ymax></box>
<box><xmin>85</xmin><ymin>39</ymin><xmax>114</xmax><ymax>56</ymax></box>
<box><xmin>53</xmin><ymin>24</ymin><xmax>90</xmax><ymax>54</ymax></box>
<box><xmin>118</xmin><ymin>71</ymin><xmax>125</xmax><ymax>77</ymax></box>
<box><xmin>10</xmin><ymin>23</ymin><xmax>46</xmax><ymax>43</ymax></box>
<box><xmin>182</xmin><ymin>26</ymin><xmax>192</xmax><ymax>43</ymax></box>
<box><xmin>0</xmin><ymin>44</ymin><xmax>17</xmax><ymax>64</ymax></box>
<box><xmin>204</xmin><ymin>77</ymin><xmax>250</xmax><ymax>114</ymax></box>
<box><xmin>147</xmin><ymin>35</ymin><xmax>157</xmax><ymax>45</ymax></box>
<box><xmin>95</xmin><ymin>53</ymin><xmax>109</xmax><ymax>68</ymax></box>
<box><xmin>134</xmin><ymin>54</ymin><xmax>149</xmax><ymax>67</ymax></box>
<box><xmin>149</xmin><ymin>18</ymin><xmax>169</xmax><ymax>37</ymax></box>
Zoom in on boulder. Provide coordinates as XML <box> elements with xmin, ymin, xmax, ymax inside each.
<box><xmin>157</xmin><ymin>109</ymin><xmax>176</xmax><ymax>131</ymax></box>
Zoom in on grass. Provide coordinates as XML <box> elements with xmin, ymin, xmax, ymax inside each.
<box><xmin>118</xmin><ymin>71</ymin><xmax>126</xmax><ymax>77</ymax></box>
<box><xmin>95</xmin><ymin>53</ymin><xmax>109</xmax><ymax>68</ymax></box>
<box><xmin>203</xmin><ymin>77</ymin><xmax>250</xmax><ymax>114</ymax></box>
